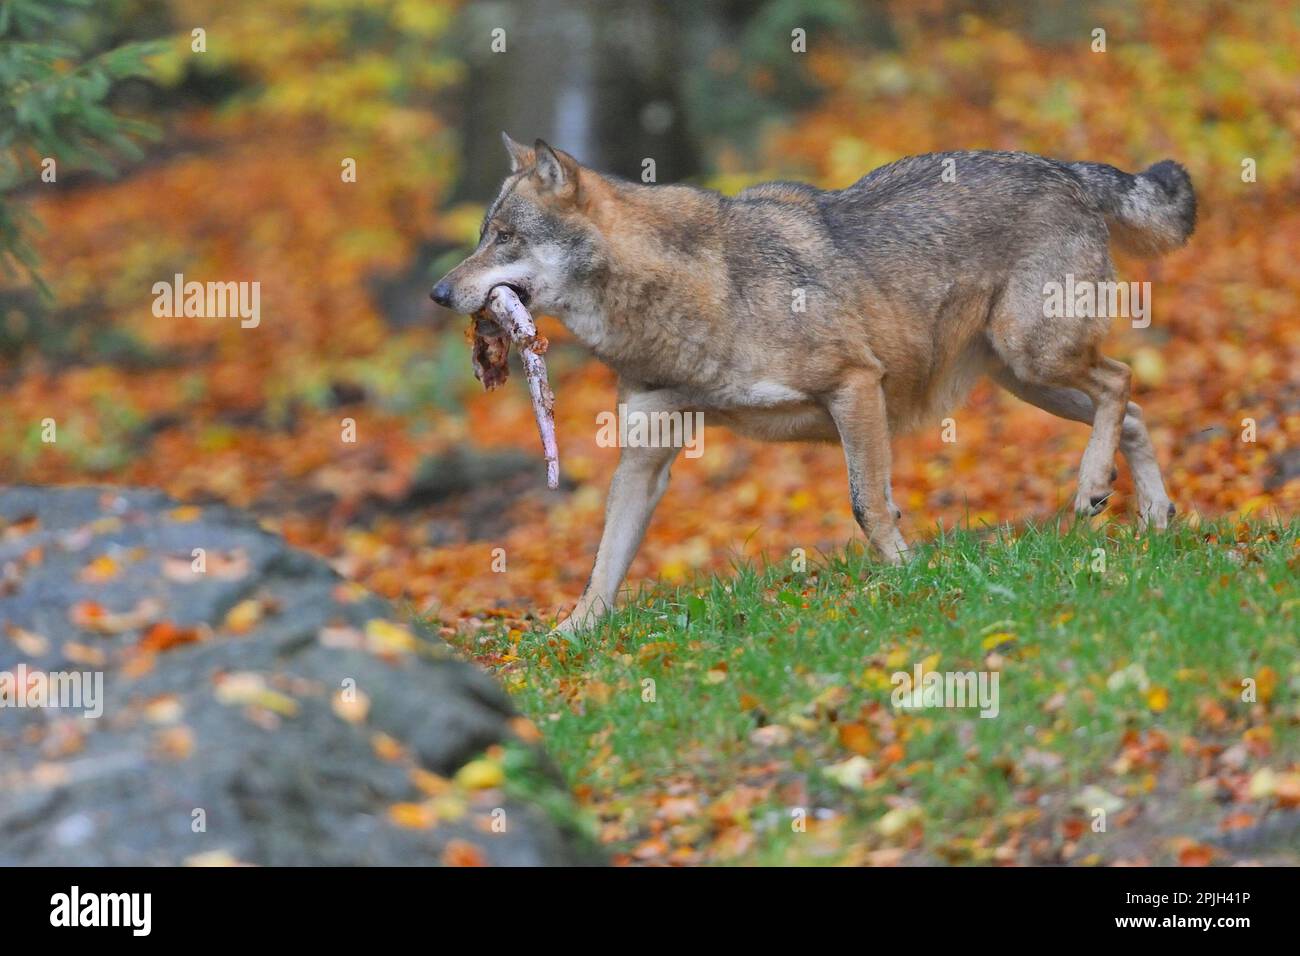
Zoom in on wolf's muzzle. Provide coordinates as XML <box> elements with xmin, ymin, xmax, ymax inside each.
<box><xmin>430</xmin><ymin>281</ymin><xmax>454</xmax><ymax>307</ymax></box>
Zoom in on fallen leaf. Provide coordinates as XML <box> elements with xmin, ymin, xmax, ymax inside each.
<box><xmin>79</xmin><ymin>554</ymin><xmax>120</xmax><ymax>583</ymax></box>
<box><xmin>454</xmin><ymin>759</ymin><xmax>504</xmax><ymax>790</ymax></box>
<box><xmin>441</xmin><ymin>840</ymin><xmax>487</xmax><ymax>866</ymax></box>
<box><xmin>876</xmin><ymin>804</ymin><xmax>923</xmax><ymax>838</ymax></box>
<box><xmin>6</xmin><ymin>625</ymin><xmax>49</xmax><ymax>656</ymax></box>
<box><xmin>69</xmin><ymin>598</ymin><xmax>162</xmax><ymax>635</ymax></box>
<box><xmin>388</xmin><ymin>802</ymin><xmax>436</xmax><ymax>829</ymax></box>
<box><xmin>824</xmin><ymin>755</ymin><xmax>874</xmax><ymax>789</ymax></box>
<box><xmin>331</xmin><ymin>688</ymin><xmax>370</xmax><ymax>723</ymax></box>
<box><xmin>1071</xmin><ymin>785</ymin><xmax>1124</xmax><ymax>815</ymax></box>
<box><xmin>137</xmin><ymin>621</ymin><xmax>204</xmax><ymax>653</ymax></box>
<box><xmin>224</xmin><ymin>599</ymin><xmax>263</xmax><ymax>634</ymax></box>
<box><xmin>837</xmin><ymin>722</ymin><xmax>875</xmax><ymax>755</ymax></box>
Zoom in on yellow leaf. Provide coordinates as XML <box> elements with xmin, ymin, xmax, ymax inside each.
<box><xmin>213</xmin><ymin>671</ymin><xmax>299</xmax><ymax>716</ymax></box>
<box><xmin>365</xmin><ymin>618</ymin><xmax>418</xmax><ymax>655</ymax></box>
<box><xmin>224</xmin><ymin>599</ymin><xmax>263</xmax><ymax>633</ymax></box>
<box><xmin>876</xmin><ymin>805</ymin><xmax>923</xmax><ymax>838</ymax></box>
<box><xmin>981</xmin><ymin>632</ymin><xmax>1015</xmax><ymax>651</ymax></box>
<box><xmin>859</xmin><ymin>667</ymin><xmax>892</xmax><ymax>691</ymax></box>
<box><xmin>1247</xmin><ymin>767</ymin><xmax>1276</xmax><ymax>799</ymax></box>
<box><xmin>1131</xmin><ymin>347</ymin><xmax>1166</xmax><ymax>386</ymax></box>
<box><xmin>80</xmin><ymin>555</ymin><xmax>120</xmax><ymax>583</ymax></box>
<box><xmin>455</xmin><ymin>759</ymin><xmax>504</xmax><ymax>790</ymax></box>
<box><xmin>1146</xmin><ymin>686</ymin><xmax>1169</xmax><ymax>713</ymax></box>
<box><xmin>432</xmin><ymin>796</ymin><xmax>468</xmax><ymax>822</ymax></box>
<box><xmin>1256</xmin><ymin>666</ymin><xmax>1278</xmax><ymax>704</ymax></box>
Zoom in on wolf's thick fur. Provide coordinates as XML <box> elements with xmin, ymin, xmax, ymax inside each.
<box><xmin>433</xmin><ymin>135</ymin><xmax>1196</xmax><ymax>632</ymax></box>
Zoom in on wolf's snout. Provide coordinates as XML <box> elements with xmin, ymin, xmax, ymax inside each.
<box><xmin>430</xmin><ymin>280</ymin><xmax>454</xmax><ymax>307</ymax></box>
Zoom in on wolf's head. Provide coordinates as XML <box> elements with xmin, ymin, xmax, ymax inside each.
<box><xmin>430</xmin><ymin>133</ymin><xmax>606</xmax><ymax>315</ymax></box>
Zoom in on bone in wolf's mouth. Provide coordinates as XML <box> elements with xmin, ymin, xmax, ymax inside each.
<box><xmin>495</xmin><ymin>283</ymin><xmax>530</xmax><ymax>308</ymax></box>
<box><xmin>469</xmin><ymin>284</ymin><xmax>558</xmax><ymax>489</ymax></box>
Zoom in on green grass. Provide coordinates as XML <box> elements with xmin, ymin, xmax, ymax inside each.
<box><xmin>479</xmin><ymin>519</ymin><xmax>1299</xmax><ymax>865</ymax></box>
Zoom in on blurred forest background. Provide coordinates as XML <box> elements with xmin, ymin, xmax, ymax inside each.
<box><xmin>1</xmin><ymin>0</ymin><xmax>1297</xmax><ymax>631</ymax></box>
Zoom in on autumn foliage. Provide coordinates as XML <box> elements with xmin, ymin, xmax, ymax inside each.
<box><xmin>1</xmin><ymin>0</ymin><xmax>1295</xmax><ymax>629</ymax></box>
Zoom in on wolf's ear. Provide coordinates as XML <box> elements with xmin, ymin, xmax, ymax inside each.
<box><xmin>532</xmin><ymin>139</ymin><xmax>579</xmax><ymax>198</ymax></box>
<box><xmin>501</xmin><ymin>131</ymin><xmax>534</xmax><ymax>173</ymax></box>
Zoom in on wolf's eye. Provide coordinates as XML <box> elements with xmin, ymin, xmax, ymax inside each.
<box><xmin>496</xmin><ymin>230</ymin><xmax>513</xmax><ymax>244</ymax></box>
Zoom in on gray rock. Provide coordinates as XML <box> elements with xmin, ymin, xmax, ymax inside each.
<box><xmin>0</xmin><ymin>486</ymin><xmax>601</xmax><ymax>866</ymax></box>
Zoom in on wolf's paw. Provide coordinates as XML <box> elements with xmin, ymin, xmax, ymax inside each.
<box><xmin>871</xmin><ymin>529</ymin><xmax>910</xmax><ymax>566</ymax></box>
<box><xmin>552</xmin><ymin>602</ymin><xmax>605</xmax><ymax>638</ymax></box>
<box><xmin>1136</xmin><ymin>498</ymin><xmax>1176</xmax><ymax>531</ymax></box>
<box><xmin>1075</xmin><ymin>488</ymin><xmax>1113</xmax><ymax>517</ymax></box>
<box><xmin>551</xmin><ymin>615</ymin><xmax>585</xmax><ymax>639</ymax></box>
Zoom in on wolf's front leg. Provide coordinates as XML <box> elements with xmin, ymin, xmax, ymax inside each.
<box><xmin>556</xmin><ymin>391</ymin><xmax>684</xmax><ymax>634</ymax></box>
<box><xmin>826</xmin><ymin>368</ymin><xmax>908</xmax><ymax>563</ymax></box>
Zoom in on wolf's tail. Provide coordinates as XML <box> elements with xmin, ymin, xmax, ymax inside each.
<box><xmin>1068</xmin><ymin>159</ymin><xmax>1197</xmax><ymax>257</ymax></box>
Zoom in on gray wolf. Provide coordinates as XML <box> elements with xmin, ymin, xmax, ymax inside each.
<box><xmin>431</xmin><ymin>134</ymin><xmax>1196</xmax><ymax>633</ymax></box>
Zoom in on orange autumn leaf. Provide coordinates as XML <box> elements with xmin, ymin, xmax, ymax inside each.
<box><xmin>388</xmin><ymin>803</ymin><xmax>436</xmax><ymax>830</ymax></box>
<box><xmin>69</xmin><ymin>601</ymin><xmax>106</xmax><ymax>628</ymax></box>
<box><xmin>837</xmin><ymin>722</ymin><xmax>876</xmax><ymax>755</ymax></box>
<box><xmin>137</xmin><ymin>621</ymin><xmax>204</xmax><ymax>654</ymax></box>
<box><xmin>1219</xmin><ymin>812</ymin><xmax>1256</xmax><ymax>832</ymax></box>
<box><xmin>370</xmin><ymin>733</ymin><xmax>406</xmax><ymax>762</ymax></box>
<box><xmin>1176</xmin><ymin>842</ymin><xmax>1216</xmax><ymax>867</ymax></box>
<box><xmin>879</xmin><ymin>742</ymin><xmax>906</xmax><ymax>765</ymax></box>
<box><xmin>441</xmin><ymin>839</ymin><xmax>487</xmax><ymax>867</ymax></box>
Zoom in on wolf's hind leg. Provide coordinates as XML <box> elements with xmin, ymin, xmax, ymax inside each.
<box><xmin>1067</xmin><ymin>356</ymin><xmax>1132</xmax><ymax>516</ymax></box>
<box><xmin>992</xmin><ymin>367</ymin><xmax>1175</xmax><ymax>529</ymax></box>
<box><xmin>826</xmin><ymin>368</ymin><xmax>908</xmax><ymax>562</ymax></box>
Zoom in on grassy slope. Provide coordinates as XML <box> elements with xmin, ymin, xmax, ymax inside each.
<box><xmin>471</xmin><ymin>519</ymin><xmax>1299</xmax><ymax>865</ymax></box>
